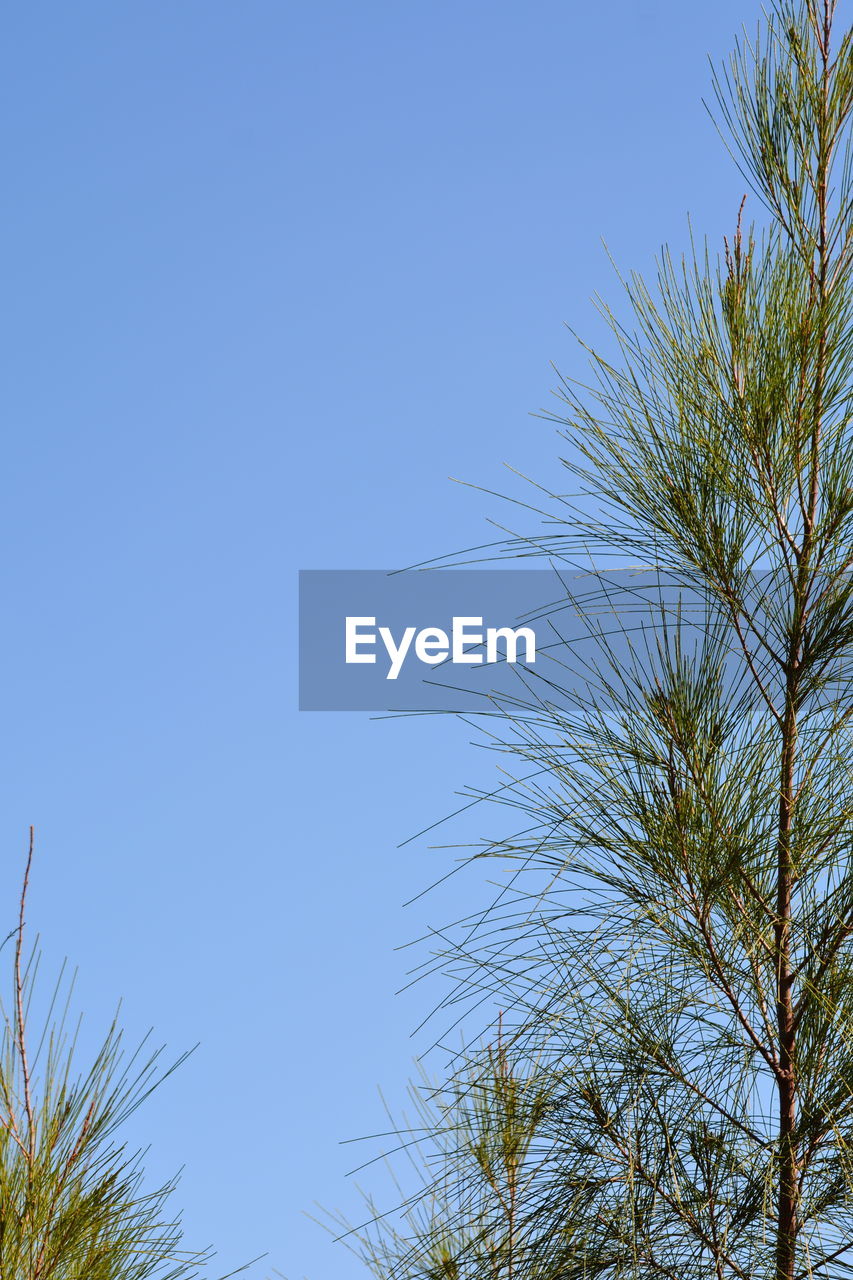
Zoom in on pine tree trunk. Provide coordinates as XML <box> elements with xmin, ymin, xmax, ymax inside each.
<box><xmin>775</xmin><ymin>696</ymin><xmax>799</xmax><ymax>1280</ymax></box>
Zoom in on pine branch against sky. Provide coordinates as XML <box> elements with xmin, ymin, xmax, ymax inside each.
<box><xmin>339</xmin><ymin>4</ymin><xmax>853</xmax><ymax>1278</ymax></box>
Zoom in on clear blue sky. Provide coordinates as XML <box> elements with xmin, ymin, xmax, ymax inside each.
<box><xmin>1</xmin><ymin>2</ymin><xmax>755</xmax><ymax>1276</ymax></box>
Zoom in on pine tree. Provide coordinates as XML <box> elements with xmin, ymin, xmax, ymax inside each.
<box><xmin>0</xmin><ymin>830</ymin><xmax>217</xmax><ymax>1280</ymax></box>
<box><xmin>344</xmin><ymin>2</ymin><xmax>853</xmax><ymax>1277</ymax></box>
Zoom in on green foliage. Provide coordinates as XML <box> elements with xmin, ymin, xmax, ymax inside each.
<box><xmin>332</xmin><ymin>1036</ymin><xmax>556</xmax><ymax>1280</ymax></box>
<box><xmin>340</xmin><ymin>2</ymin><xmax>853</xmax><ymax>1278</ymax></box>
<box><xmin>0</xmin><ymin>833</ymin><xmax>212</xmax><ymax>1280</ymax></box>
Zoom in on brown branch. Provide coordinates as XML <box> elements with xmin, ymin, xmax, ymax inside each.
<box><xmin>15</xmin><ymin>826</ymin><xmax>36</xmax><ymax>1167</ymax></box>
